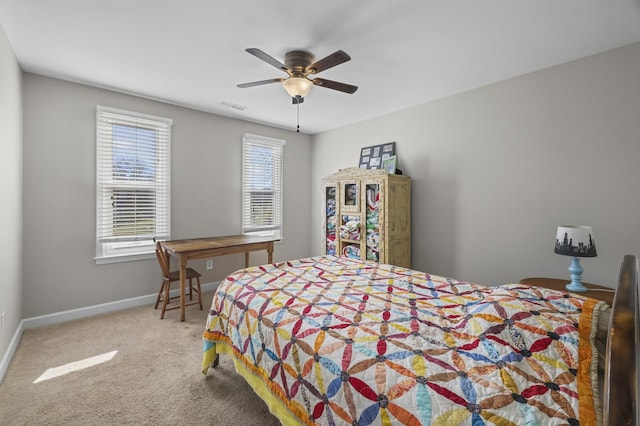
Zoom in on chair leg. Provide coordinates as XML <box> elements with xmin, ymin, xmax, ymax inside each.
<box><xmin>154</xmin><ymin>282</ymin><xmax>164</xmax><ymax>309</ymax></box>
<box><xmin>196</xmin><ymin>276</ymin><xmax>203</xmax><ymax>310</ymax></box>
<box><xmin>160</xmin><ymin>279</ymin><xmax>171</xmax><ymax>319</ymax></box>
<box><xmin>188</xmin><ymin>277</ymin><xmax>193</xmax><ymax>300</ymax></box>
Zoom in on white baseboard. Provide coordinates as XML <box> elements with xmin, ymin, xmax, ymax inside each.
<box><xmin>0</xmin><ymin>320</ymin><xmax>24</xmax><ymax>385</ymax></box>
<box><xmin>0</xmin><ymin>281</ymin><xmax>219</xmax><ymax>384</ymax></box>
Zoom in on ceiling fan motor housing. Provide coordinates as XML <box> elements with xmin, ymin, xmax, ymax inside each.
<box><xmin>284</xmin><ymin>50</ymin><xmax>315</xmax><ymax>76</ymax></box>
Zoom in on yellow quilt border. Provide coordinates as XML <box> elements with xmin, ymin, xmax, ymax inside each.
<box><xmin>203</xmin><ymin>333</ymin><xmax>313</xmax><ymax>425</ymax></box>
<box><xmin>578</xmin><ymin>298</ymin><xmax>606</xmax><ymax>426</ymax></box>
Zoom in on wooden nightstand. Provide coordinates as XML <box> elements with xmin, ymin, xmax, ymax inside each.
<box><xmin>519</xmin><ymin>277</ymin><xmax>615</xmax><ymax>306</ymax></box>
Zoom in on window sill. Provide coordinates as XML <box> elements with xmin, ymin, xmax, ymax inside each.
<box><xmin>95</xmin><ymin>252</ymin><xmax>155</xmax><ymax>265</ymax></box>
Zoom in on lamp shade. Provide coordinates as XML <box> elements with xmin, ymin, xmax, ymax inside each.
<box><xmin>282</xmin><ymin>77</ymin><xmax>313</xmax><ymax>98</ymax></box>
<box><xmin>554</xmin><ymin>225</ymin><xmax>597</xmax><ymax>257</ymax></box>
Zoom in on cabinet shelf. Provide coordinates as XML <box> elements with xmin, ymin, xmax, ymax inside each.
<box><xmin>341</xmin><ymin>238</ymin><xmax>361</xmax><ymax>244</ymax></box>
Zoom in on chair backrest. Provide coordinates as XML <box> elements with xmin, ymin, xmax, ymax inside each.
<box><xmin>155</xmin><ymin>241</ymin><xmax>171</xmax><ymax>278</ymax></box>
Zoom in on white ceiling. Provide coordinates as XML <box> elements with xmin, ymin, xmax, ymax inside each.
<box><xmin>2</xmin><ymin>0</ymin><xmax>640</xmax><ymax>135</ymax></box>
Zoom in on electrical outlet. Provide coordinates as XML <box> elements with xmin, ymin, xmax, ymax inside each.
<box><xmin>206</xmin><ymin>259</ymin><xmax>213</xmax><ymax>270</ymax></box>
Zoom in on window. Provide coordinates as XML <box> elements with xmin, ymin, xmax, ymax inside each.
<box><xmin>96</xmin><ymin>106</ymin><xmax>172</xmax><ymax>263</ymax></box>
<box><xmin>242</xmin><ymin>133</ymin><xmax>285</xmax><ymax>239</ymax></box>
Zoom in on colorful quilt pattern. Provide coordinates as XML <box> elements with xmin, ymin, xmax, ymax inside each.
<box><xmin>202</xmin><ymin>256</ymin><xmax>603</xmax><ymax>425</ymax></box>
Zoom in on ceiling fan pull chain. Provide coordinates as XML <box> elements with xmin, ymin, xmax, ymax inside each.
<box><xmin>296</xmin><ymin>97</ymin><xmax>300</xmax><ymax>133</ymax></box>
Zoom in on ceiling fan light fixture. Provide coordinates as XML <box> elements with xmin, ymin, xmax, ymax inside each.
<box><xmin>282</xmin><ymin>77</ymin><xmax>313</xmax><ymax>98</ymax></box>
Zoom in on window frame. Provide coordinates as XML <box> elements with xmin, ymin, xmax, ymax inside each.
<box><xmin>241</xmin><ymin>133</ymin><xmax>285</xmax><ymax>240</ymax></box>
<box><xmin>95</xmin><ymin>105</ymin><xmax>172</xmax><ymax>264</ymax></box>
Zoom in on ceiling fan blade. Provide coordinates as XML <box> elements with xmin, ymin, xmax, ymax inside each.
<box><xmin>312</xmin><ymin>78</ymin><xmax>358</xmax><ymax>94</ymax></box>
<box><xmin>245</xmin><ymin>48</ymin><xmax>289</xmax><ymax>73</ymax></box>
<box><xmin>307</xmin><ymin>50</ymin><xmax>351</xmax><ymax>74</ymax></box>
<box><xmin>237</xmin><ymin>78</ymin><xmax>285</xmax><ymax>88</ymax></box>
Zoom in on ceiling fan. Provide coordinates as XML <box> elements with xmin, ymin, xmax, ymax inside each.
<box><xmin>237</xmin><ymin>48</ymin><xmax>358</xmax><ymax>104</ymax></box>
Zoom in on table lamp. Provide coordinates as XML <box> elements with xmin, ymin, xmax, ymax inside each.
<box><xmin>554</xmin><ymin>225</ymin><xmax>597</xmax><ymax>292</ymax></box>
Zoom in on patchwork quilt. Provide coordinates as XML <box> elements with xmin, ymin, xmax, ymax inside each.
<box><xmin>202</xmin><ymin>256</ymin><xmax>604</xmax><ymax>425</ymax></box>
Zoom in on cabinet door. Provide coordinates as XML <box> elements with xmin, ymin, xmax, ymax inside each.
<box><xmin>336</xmin><ymin>180</ymin><xmax>363</xmax><ymax>260</ymax></box>
<box><xmin>323</xmin><ymin>184</ymin><xmax>337</xmax><ymax>255</ymax></box>
<box><xmin>364</xmin><ymin>181</ymin><xmax>382</xmax><ymax>262</ymax></box>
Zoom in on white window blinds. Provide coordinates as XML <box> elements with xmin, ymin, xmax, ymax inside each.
<box><xmin>242</xmin><ymin>133</ymin><xmax>285</xmax><ymax>239</ymax></box>
<box><xmin>96</xmin><ymin>106</ymin><xmax>172</xmax><ymax>262</ymax></box>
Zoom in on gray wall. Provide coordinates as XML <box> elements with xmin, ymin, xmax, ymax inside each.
<box><xmin>22</xmin><ymin>74</ymin><xmax>312</xmax><ymax>318</ymax></box>
<box><xmin>0</xmin><ymin>25</ymin><xmax>22</xmax><ymax>365</ymax></box>
<box><xmin>311</xmin><ymin>42</ymin><xmax>640</xmax><ymax>288</ymax></box>
<box><xmin>10</xmin><ymin>40</ymin><xmax>640</xmax><ymax>324</ymax></box>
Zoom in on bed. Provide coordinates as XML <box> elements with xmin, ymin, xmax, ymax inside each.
<box><xmin>202</xmin><ymin>255</ymin><xmax>639</xmax><ymax>425</ymax></box>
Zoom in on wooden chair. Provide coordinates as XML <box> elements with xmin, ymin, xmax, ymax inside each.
<box><xmin>154</xmin><ymin>241</ymin><xmax>203</xmax><ymax>319</ymax></box>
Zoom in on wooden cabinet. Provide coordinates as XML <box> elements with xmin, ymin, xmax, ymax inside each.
<box><xmin>322</xmin><ymin>168</ymin><xmax>411</xmax><ymax>268</ymax></box>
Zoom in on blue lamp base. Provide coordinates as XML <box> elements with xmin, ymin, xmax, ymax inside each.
<box><xmin>565</xmin><ymin>256</ymin><xmax>588</xmax><ymax>292</ymax></box>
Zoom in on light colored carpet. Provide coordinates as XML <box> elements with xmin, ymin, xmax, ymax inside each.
<box><xmin>0</xmin><ymin>292</ymin><xmax>281</xmax><ymax>425</ymax></box>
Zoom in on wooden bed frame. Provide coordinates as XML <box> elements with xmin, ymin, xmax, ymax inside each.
<box><xmin>603</xmin><ymin>254</ymin><xmax>639</xmax><ymax>425</ymax></box>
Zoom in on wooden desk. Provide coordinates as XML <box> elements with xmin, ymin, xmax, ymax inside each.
<box><xmin>519</xmin><ymin>277</ymin><xmax>615</xmax><ymax>306</ymax></box>
<box><xmin>161</xmin><ymin>235</ymin><xmax>278</xmax><ymax>321</ymax></box>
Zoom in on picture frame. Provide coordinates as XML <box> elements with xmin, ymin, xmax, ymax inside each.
<box><xmin>382</xmin><ymin>155</ymin><xmax>397</xmax><ymax>174</ymax></box>
<box><xmin>358</xmin><ymin>142</ymin><xmax>396</xmax><ymax>169</ymax></box>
